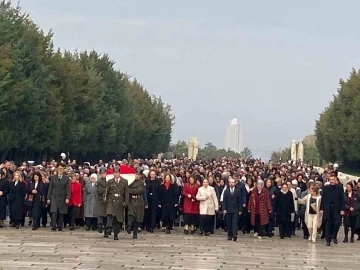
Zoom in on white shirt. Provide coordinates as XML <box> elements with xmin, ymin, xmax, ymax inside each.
<box><xmin>35</xmin><ymin>183</ymin><xmax>38</xmax><ymax>189</ymax></box>
<box><xmin>220</xmin><ymin>186</ymin><xmax>227</xmax><ymax>202</ymax></box>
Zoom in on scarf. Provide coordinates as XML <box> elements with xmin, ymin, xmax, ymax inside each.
<box><xmin>164</xmin><ymin>181</ymin><xmax>171</xmax><ymax>190</ymax></box>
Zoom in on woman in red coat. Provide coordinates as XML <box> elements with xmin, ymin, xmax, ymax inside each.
<box><xmin>181</xmin><ymin>175</ymin><xmax>200</xmax><ymax>234</ymax></box>
<box><xmin>68</xmin><ymin>175</ymin><xmax>82</xmax><ymax>230</ymax></box>
<box><xmin>248</xmin><ymin>179</ymin><xmax>272</xmax><ymax>239</ymax></box>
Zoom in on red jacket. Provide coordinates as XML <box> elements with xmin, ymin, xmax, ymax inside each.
<box><xmin>182</xmin><ymin>183</ymin><xmax>200</xmax><ymax>214</ymax></box>
<box><xmin>69</xmin><ymin>181</ymin><xmax>82</xmax><ymax>206</ymax></box>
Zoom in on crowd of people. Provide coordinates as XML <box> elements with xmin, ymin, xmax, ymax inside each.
<box><xmin>0</xmin><ymin>157</ymin><xmax>360</xmax><ymax>247</ymax></box>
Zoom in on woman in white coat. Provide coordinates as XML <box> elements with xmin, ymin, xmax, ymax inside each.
<box><xmin>196</xmin><ymin>179</ymin><xmax>219</xmax><ymax>236</ymax></box>
<box><xmin>297</xmin><ymin>185</ymin><xmax>322</xmax><ymax>243</ymax></box>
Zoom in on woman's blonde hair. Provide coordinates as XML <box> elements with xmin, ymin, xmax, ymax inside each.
<box><xmin>13</xmin><ymin>170</ymin><xmax>22</xmax><ymax>180</ymax></box>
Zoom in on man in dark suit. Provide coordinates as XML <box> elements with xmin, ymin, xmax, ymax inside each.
<box><xmin>233</xmin><ymin>173</ymin><xmax>247</xmax><ymax>207</ymax></box>
<box><xmin>223</xmin><ymin>178</ymin><xmax>243</xmax><ymax>241</ymax></box>
<box><xmin>47</xmin><ymin>165</ymin><xmax>70</xmax><ymax>231</ymax></box>
<box><xmin>320</xmin><ymin>174</ymin><xmax>345</xmax><ymax>246</ymax></box>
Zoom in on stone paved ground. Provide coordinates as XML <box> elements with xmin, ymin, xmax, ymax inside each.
<box><xmin>0</xmin><ymin>224</ymin><xmax>359</xmax><ymax>270</ymax></box>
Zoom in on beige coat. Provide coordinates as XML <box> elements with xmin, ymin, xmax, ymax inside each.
<box><xmin>298</xmin><ymin>194</ymin><xmax>323</xmax><ymax>229</ymax></box>
<box><xmin>196</xmin><ymin>186</ymin><xmax>219</xmax><ymax>215</ymax></box>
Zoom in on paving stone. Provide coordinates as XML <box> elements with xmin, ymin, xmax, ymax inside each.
<box><xmin>0</xmin><ymin>226</ymin><xmax>359</xmax><ymax>270</ymax></box>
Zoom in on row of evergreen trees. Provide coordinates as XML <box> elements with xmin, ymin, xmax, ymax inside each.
<box><xmin>315</xmin><ymin>69</ymin><xmax>360</xmax><ymax>169</ymax></box>
<box><xmin>0</xmin><ymin>2</ymin><xmax>174</xmax><ymax>163</ymax></box>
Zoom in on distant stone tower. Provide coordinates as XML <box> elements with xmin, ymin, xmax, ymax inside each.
<box><xmin>291</xmin><ymin>140</ymin><xmax>304</xmax><ymax>163</ymax></box>
<box><xmin>188</xmin><ymin>137</ymin><xmax>199</xmax><ymax>160</ymax></box>
<box><xmin>297</xmin><ymin>141</ymin><xmax>304</xmax><ymax>162</ymax></box>
<box><xmin>193</xmin><ymin>138</ymin><xmax>199</xmax><ymax>160</ymax></box>
<box><xmin>291</xmin><ymin>140</ymin><xmax>297</xmax><ymax>162</ymax></box>
<box><xmin>188</xmin><ymin>138</ymin><xmax>194</xmax><ymax>160</ymax></box>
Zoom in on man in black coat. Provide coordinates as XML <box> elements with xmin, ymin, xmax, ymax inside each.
<box><xmin>47</xmin><ymin>165</ymin><xmax>71</xmax><ymax>231</ymax></box>
<box><xmin>145</xmin><ymin>170</ymin><xmax>161</xmax><ymax>233</ymax></box>
<box><xmin>320</xmin><ymin>174</ymin><xmax>345</xmax><ymax>246</ymax></box>
<box><xmin>223</xmin><ymin>178</ymin><xmax>243</xmax><ymax>241</ymax></box>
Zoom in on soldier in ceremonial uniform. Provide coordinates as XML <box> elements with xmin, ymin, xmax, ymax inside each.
<box><xmin>105</xmin><ymin>167</ymin><xmax>129</xmax><ymax>240</ymax></box>
<box><xmin>127</xmin><ymin>172</ymin><xmax>148</xmax><ymax>239</ymax></box>
<box><xmin>96</xmin><ymin>167</ymin><xmax>108</xmax><ymax>234</ymax></box>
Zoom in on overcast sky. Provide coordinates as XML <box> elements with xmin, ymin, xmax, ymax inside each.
<box><xmin>18</xmin><ymin>0</ymin><xmax>360</xmax><ymax>159</ymax></box>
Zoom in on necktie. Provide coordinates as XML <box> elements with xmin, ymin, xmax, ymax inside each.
<box><xmin>231</xmin><ymin>187</ymin><xmax>234</xmax><ymax>194</ymax></box>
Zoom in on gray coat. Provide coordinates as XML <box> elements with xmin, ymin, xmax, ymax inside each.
<box><xmin>47</xmin><ymin>175</ymin><xmax>70</xmax><ymax>214</ymax></box>
<box><xmin>83</xmin><ymin>181</ymin><xmax>97</xmax><ymax>218</ymax></box>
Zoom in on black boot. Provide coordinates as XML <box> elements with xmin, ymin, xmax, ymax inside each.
<box><xmin>114</xmin><ymin>233</ymin><xmax>119</xmax><ymax>240</ymax></box>
<box><xmin>98</xmin><ymin>224</ymin><xmax>103</xmax><ymax>233</ymax></box>
<box><xmin>104</xmin><ymin>228</ymin><xmax>109</xmax><ymax>238</ymax></box>
<box><xmin>133</xmin><ymin>225</ymin><xmax>138</xmax><ymax>239</ymax></box>
<box><xmin>343</xmin><ymin>227</ymin><xmax>349</xmax><ymax>243</ymax></box>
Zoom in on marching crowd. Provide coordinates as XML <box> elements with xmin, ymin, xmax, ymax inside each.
<box><xmin>0</xmin><ymin>157</ymin><xmax>360</xmax><ymax>247</ymax></box>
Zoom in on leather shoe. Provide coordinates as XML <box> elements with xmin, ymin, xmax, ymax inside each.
<box><xmin>333</xmin><ymin>238</ymin><xmax>338</xmax><ymax>244</ymax></box>
<box><xmin>326</xmin><ymin>241</ymin><xmax>331</xmax><ymax>246</ymax></box>
<box><xmin>233</xmin><ymin>236</ymin><xmax>237</xmax><ymax>242</ymax></box>
<box><xmin>227</xmin><ymin>236</ymin><xmax>232</xmax><ymax>241</ymax></box>
<box><xmin>133</xmin><ymin>234</ymin><xmax>137</xmax><ymax>239</ymax></box>
<box><xmin>114</xmin><ymin>234</ymin><xmax>119</xmax><ymax>240</ymax></box>
<box><xmin>149</xmin><ymin>228</ymin><xmax>154</xmax><ymax>233</ymax></box>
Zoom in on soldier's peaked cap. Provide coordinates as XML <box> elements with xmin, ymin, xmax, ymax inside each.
<box><xmin>99</xmin><ymin>167</ymin><xmax>106</xmax><ymax>173</ymax></box>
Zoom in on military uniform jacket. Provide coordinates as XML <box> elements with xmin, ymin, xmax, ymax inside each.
<box><xmin>47</xmin><ymin>175</ymin><xmax>70</xmax><ymax>214</ymax></box>
<box><xmin>96</xmin><ymin>177</ymin><xmax>107</xmax><ymax>217</ymax></box>
<box><xmin>106</xmin><ymin>177</ymin><xmax>129</xmax><ymax>222</ymax></box>
<box><xmin>128</xmin><ymin>180</ymin><xmax>145</xmax><ymax>222</ymax></box>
